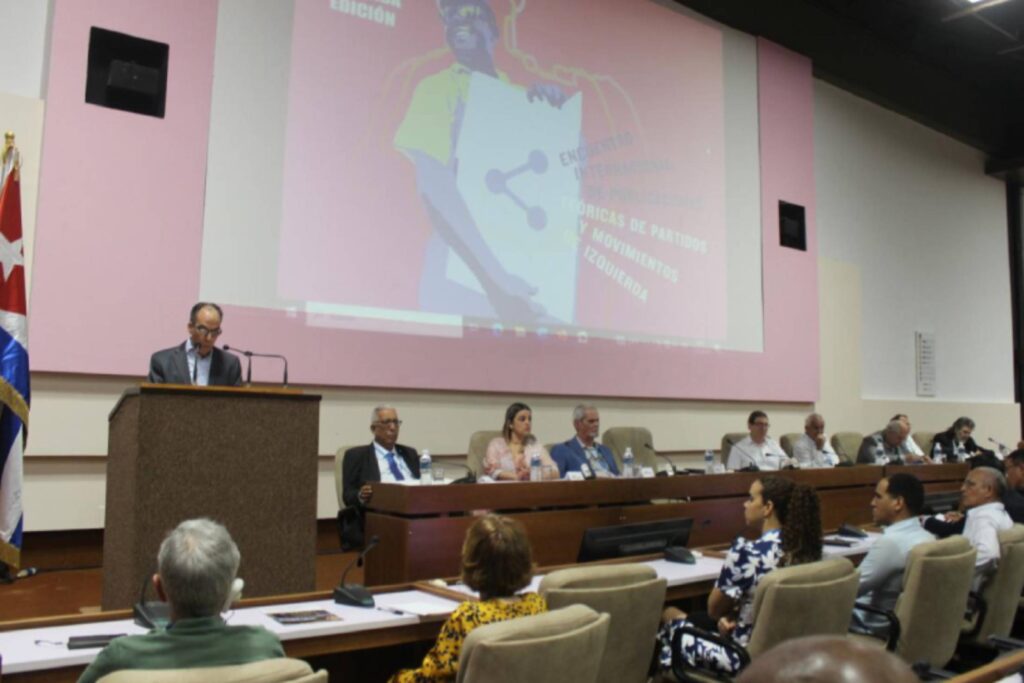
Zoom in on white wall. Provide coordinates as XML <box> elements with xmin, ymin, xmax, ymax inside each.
<box><xmin>10</xmin><ymin>6</ymin><xmax>1022</xmax><ymax>532</ymax></box>
<box><xmin>815</xmin><ymin>81</ymin><xmax>1013</xmax><ymax>403</ymax></box>
<box><xmin>0</xmin><ymin>1</ymin><xmax>49</xmax><ymax>100</ymax></box>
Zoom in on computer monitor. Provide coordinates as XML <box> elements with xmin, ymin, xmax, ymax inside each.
<box><xmin>576</xmin><ymin>517</ymin><xmax>694</xmax><ymax>563</ymax></box>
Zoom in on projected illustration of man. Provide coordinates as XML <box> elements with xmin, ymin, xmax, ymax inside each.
<box><xmin>395</xmin><ymin>0</ymin><xmax>569</xmax><ymax>324</ymax></box>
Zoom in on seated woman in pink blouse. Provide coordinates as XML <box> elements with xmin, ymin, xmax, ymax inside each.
<box><xmin>483</xmin><ymin>402</ymin><xmax>559</xmax><ymax>481</ymax></box>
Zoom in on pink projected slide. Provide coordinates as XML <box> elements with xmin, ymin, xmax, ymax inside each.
<box><xmin>278</xmin><ymin>0</ymin><xmax>726</xmax><ymax>343</ymax></box>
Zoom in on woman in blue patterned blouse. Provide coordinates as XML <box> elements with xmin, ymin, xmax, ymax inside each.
<box><xmin>657</xmin><ymin>476</ymin><xmax>822</xmax><ymax>676</ymax></box>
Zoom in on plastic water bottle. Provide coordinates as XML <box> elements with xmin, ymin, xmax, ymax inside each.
<box><xmin>419</xmin><ymin>449</ymin><xmax>432</xmax><ymax>485</ymax></box>
<box><xmin>704</xmin><ymin>449</ymin><xmax>715</xmax><ymax>474</ymax></box>
<box><xmin>622</xmin><ymin>447</ymin><xmax>635</xmax><ymax>478</ymax></box>
<box><xmin>529</xmin><ymin>449</ymin><xmax>542</xmax><ymax>482</ymax></box>
<box><xmin>933</xmin><ymin>443</ymin><xmax>945</xmax><ymax>464</ymax></box>
<box><xmin>875</xmin><ymin>445</ymin><xmax>886</xmax><ymax>465</ymax></box>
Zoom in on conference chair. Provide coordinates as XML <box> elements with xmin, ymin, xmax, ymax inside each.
<box><xmin>779</xmin><ymin>433</ymin><xmax>801</xmax><ymax>459</ymax></box>
<box><xmin>602</xmin><ymin>426</ymin><xmax>658</xmax><ymax>472</ymax></box>
<box><xmin>720</xmin><ymin>432</ymin><xmax>747</xmax><ymax>467</ymax></box>
<box><xmin>467</xmin><ymin>430</ymin><xmax>502</xmax><ymax>477</ymax></box>
<box><xmin>456</xmin><ymin>604</ymin><xmax>611</xmax><ymax>683</ymax></box>
<box><xmin>96</xmin><ymin>658</ymin><xmax>328</xmax><ymax>683</ymax></box>
<box><xmin>334</xmin><ymin>444</ymin><xmax>361</xmax><ymax>550</ymax></box>
<box><xmin>539</xmin><ymin>563</ymin><xmax>667</xmax><ymax>683</ymax></box>
<box><xmin>670</xmin><ymin>557</ymin><xmax>859</xmax><ymax>682</ymax></box>
<box><xmin>961</xmin><ymin>525</ymin><xmax>1024</xmax><ymax>650</ymax></box>
<box><xmin>852</xmin><ymin>536</ymin><xmax>976</xmax><ymax>669</ymax></box>
<box><xmin>831</xmin><ymin>431</ymin><xmax>863</xmax><ymax>465</ymax></box>
<box><xmin>913</xmin><ymin>431</ymin><xmax>937</xmax><ymax>458</ymax></box>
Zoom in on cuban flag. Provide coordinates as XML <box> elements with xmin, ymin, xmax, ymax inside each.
<box><xmin>0</xmin><ymin>163</ymin><xmax>28</xmax><ymax>569</ymax></box>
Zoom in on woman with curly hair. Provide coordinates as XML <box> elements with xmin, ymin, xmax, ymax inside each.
<box><xmin>656</xmin><ymin>476</ymin><xmax>823</xmax><ymax>676</ymax></box>
<box><xmin>389</xmin><ymin>514</ymin><xmax>546</xmax><ymax>682</ymax></box>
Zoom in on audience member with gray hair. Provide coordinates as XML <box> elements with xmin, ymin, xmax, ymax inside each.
<box><xmin>958</xmin><ymin>467</ymin><xmax>1014</xmax><ymax>584</ymax></box>
<box><xmin>856</xmin><ymin>420</ymin><xmax>907</xmax><ymax>465</ymax></box>
<box><xmin>78</xmin><ymin>519</ymin><xmax>283</xmax><ymax>683</ymax></box>
<box><xmin>549</xmin><ymin>404</ymin><xmax>620</xmax><ymax>478</ymax></box>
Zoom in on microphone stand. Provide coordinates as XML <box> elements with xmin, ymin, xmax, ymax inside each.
<box><xmin>224</xmin><ymin>346</ymin><xmax>289</xmax><ymax>387</ymax></box>
<box><xmin>334</xmin><ymin>535</ymin><xmax>380</xmax><ymax>608</ymax></box>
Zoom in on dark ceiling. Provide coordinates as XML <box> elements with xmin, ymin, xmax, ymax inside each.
<box><xmin>673</xmin><ymin>0</ymin><xmax>1024</xmax><ymax>175</ymax></box>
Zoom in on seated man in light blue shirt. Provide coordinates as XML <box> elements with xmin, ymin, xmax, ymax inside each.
<box><xmin>851</xmin><ymin>473</ymin><xmax>934</xmax><ymax>637</ymax></box>
<box><xmin>550</xmin><ymin>404</ymin><xmax>619</xmax><ymax>478</ymax></box>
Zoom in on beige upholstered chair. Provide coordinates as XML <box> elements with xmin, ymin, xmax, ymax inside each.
<box><xmin>962</xmin><ymin>525</ymin><xmax>1024</xmax><ymax>647</ymax></box>
<box><xmin>334</xmin><ymin>444</ymin><xmax>359</xmax><ymax>509</ymax></box>
<box><xmin>720</xmin><ymin>432</ymin><xmax>748</xmax><ymax>467</ymax></box>
<box><xmin>912</xmin><ymin>431</ymin><xmax>936</xmax><ymax>458</ymax></box>
<box><xmin>97</xmin><ymin>658</ymin><xmax>327</xmax><ymax>683</ymax></box>
<box><xmin>602</xmin><ymin>427</ymin><xmax>658</xmax><ymax>471</ymax></box>
<box><xmin>670</xmin><ymin>557</ymin><xmax>859</xmax><ymax>681</ymax></box>
<box><xmin>859</xmin><ymin>536</ymin><xmax>977</xmax><ymax>668</ymax></box>
<box><xmin>745</xmin><ymin>557</ymin><xmax>860</xmax><ymax>656</ymax></box>
<box><xmin>456</xmin><ymin>604</ymin><xmax>610</xmax><ymax>683</ymax></box>
<box><xmin>467</xmin><ymin>430</ymin><xmax>502</xmax><ymax>477</ymax></box>
<box><xmin>779</xmin><ymin>433</ymin><xmax>802</xmax><ymax>458</ymax></box>
<box><xmin>540</xmin><ymin>564</ymin><xmax>667</xmax><ymax>683</ymax></box>
<box><xmin>831</xmin><ymin>432</ymin><xmax>864</xmax><ymax>465</ymax></box>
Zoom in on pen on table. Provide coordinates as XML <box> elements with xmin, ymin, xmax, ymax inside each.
<box><xmin>376</xmin><ymin>605</ymin><xmax>410</xmax><ymax>616</ymax></box>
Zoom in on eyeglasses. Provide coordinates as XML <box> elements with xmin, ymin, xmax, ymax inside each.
<box><xmin>193</xmin><ymin>325</ymin><xmax>222</xmax><ymax>337</ymax></box>
<box><xmin>375</xmin><ymin>419</ymin><xmax>402</xmax><ymax>427</ymax></box>
<box><xmin>752</xmin><ymin>421</ymin><xmax>770</xmax><ymax>428</ymax></box>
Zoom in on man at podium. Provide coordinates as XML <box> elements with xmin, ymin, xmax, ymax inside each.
<box><xmin>148</xmin><ymin>302</ymin><xmax>242</xmax><ymax>386</ymax></box>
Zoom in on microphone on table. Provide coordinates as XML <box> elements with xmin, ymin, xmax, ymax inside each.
<box><xmin>987</xmin><ymin>437</ymin><xmax>1010</xmax><ymax>457</ymax></box>
<box><xmin>333</xmin><ymin>535</ymin><xmax>380</xmax><ymax>608</ymax></box>
<box><xmin>223</xmin><ymin>345</ymin><xmax>289</xmax><ymax>387</ymax></box>
<box><xmin>646</xmin><ymin>442</ymin><xmax>679</xmax><ymax>476</ymax></box>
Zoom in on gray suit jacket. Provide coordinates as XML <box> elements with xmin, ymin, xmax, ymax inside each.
<box><xmin>148</xmin><ymin>343</ymin><xmax>242</xmax><ymax>386</ymax></box>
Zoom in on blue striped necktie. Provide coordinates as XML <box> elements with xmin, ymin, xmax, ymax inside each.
<box><xmin>385</xmin><ymin>451</ymin><xmax>405</xmax><ymax>481</ymax></box>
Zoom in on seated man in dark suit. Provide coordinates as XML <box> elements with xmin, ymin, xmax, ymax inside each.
<box><xmin>77</xmin><ymin>519</ymin><xmax>283</xmax><ymax>683</ymax></box>
<box><xmin>339</xmin><ymin>405</ymin><xmax>420</xmax><ymax>549</ymax></box>
<box><xmin>549</xmin><ymin>404</ymin><xmax>619</xmax><ymax>478</ymax></box>
<box><xmin>148</xmin><ymin>302</ymin><xmax>242</xmax><ymax>386</ymax></box>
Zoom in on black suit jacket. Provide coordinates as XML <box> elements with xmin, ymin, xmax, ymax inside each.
<box><xmin>339</xmin><ymin>443</ymin><xmax>419</xmax><ymax>549</ymax></box>
<box><xmin>148</xmin><ymin>343</ymin><xmax>242</xmax><ymax>387</ymax></box>
<box><xmin>931</xmin><ymin>430</ymin><xmax>993</xmax><ymax>463</ymax></box>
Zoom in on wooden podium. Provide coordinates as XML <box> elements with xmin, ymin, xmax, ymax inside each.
<box><xmin>101</xmin><ymin>384</ymin><xmax>321</xmax><ymax>610</ymax></box>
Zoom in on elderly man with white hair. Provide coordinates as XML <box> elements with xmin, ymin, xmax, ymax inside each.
<box><xmin>857</xmin><ymin>420</ymin><xmax>908</xmax><ymax>466</ymax></box>
<box><xmin>78</xmin><ymin>519</ymin><xmax>283</xmax><ymax>683</ymax></box>
<box><xmin>791</xmin><ymin>413</ymin><xmax>839</xmax><ymax>468</ymax></box>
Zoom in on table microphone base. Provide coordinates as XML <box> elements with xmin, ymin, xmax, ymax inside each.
<box><xmin>334</xmin><ymin>584</ymin><xmax>375</xmax><ymax>608</ymax></box>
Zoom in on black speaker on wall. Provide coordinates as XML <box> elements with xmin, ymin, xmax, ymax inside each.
<box><xmin>779</xmin><ymin>200</ymin><xmax>807</xmax><ymax>251</ymax></box>
<box><xmin>85</xmin><ymin>27</ymin><xmax>168</xmax><ymax>118</ymax></box>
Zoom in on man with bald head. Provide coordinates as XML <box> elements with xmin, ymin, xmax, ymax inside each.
<box><xmin>736</xmin><ymin>635</ymin><xmax>916</xmax><ymax>683</ymax></box>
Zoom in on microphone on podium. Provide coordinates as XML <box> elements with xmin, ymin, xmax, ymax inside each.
<box><xmin>223</xmin><ymin>345</ymin><xmax>289</xmax><ymax>386</ymax></box>
<box><xmin>333</xmin><ymin>535</ymin><xmax>380</xmax><ymax>608</ymax></box>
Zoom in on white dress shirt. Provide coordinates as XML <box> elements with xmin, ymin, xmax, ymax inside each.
<box><xmin>902</xmin><ymin>435</ymin><xmax>924</xmax><ymax>456</ymax></box>
<box><xmin>727</xmin><ymin>436</ymin><xmax>790</xmax><ymax>471</ymax></box>
<box><xmin>963</xmin><ymin>501</ymin><xmax>1013</xmax><ymax>584</ymax></box>
<box><xmin>792</xmin><ymin>433</ymin><xmax>839</xmax><ymax>468</ymax></box>
<box><xmin>185</xmin><ymin>338</ymin><xmax>212</xmax><ymax>386</ymax></box>
<box><xmin>373</xmin><ymin>440</ymin><xmax>414</xmax><ymax>482</ymax></box>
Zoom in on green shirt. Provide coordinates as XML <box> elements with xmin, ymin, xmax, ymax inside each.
<box><xmin>77</xmin><ymin>616</ymin><xmax>284</xmax><ymax>683</ymax></box>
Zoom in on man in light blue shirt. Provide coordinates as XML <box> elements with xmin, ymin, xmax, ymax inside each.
<box><xmin>851</xmin><ymin>473</ymin><xmax>934</xmax><ymax>637</ymax></box>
